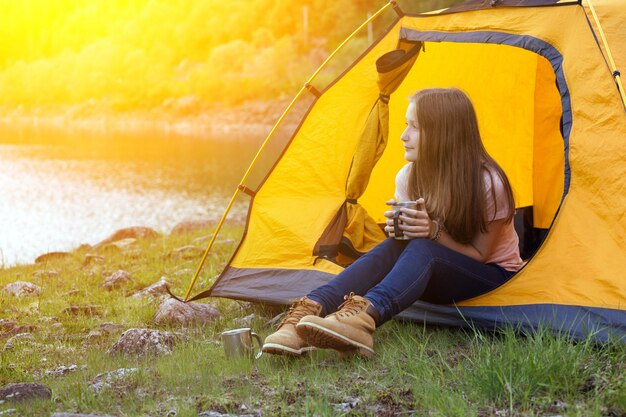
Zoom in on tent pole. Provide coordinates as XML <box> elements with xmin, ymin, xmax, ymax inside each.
<box><xmin>183</xmin><ymin>188</ymin><xmax>241</xmax><ymax>301</ymax></box>
<box><xmin>183</xmin><ymin>0</ymin><xmax>395</xmax><ymax>301</ymax></box>
<box><xmin>585</xmin><ymin>0</ymin><xmax>626</xmax><ymax>109</ymax></box>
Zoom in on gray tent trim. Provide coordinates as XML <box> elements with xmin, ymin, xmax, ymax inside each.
<box><xmin>211</xmin><ymin>267</ymin><xmax>625</xmax><ymax>342</ymax></box>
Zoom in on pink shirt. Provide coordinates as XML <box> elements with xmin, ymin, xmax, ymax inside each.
<box><xmin>394</xmin><ymin>163</ymin><xmax>524</xmax><ymax>272</ymax></box>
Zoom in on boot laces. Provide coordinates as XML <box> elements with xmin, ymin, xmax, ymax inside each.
<box><xmin>279</xmin><ymin>297</ymin><xmax>318</xmax><ymax>327</ymax></box>
<box><xmin>331</xmin><ymin>292</ymin><xmax>367</xmax><ymax>319</ymax></box>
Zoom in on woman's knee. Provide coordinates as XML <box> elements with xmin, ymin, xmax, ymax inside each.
<box><xmin>405</xmin><ymin>238</ymin><xmax>439</xmax><ymax>255</ymax></box>
<box><xmin>366</xmin><ymin>237</ymin><xmax>407</xmax><ymax>258</ymax></box>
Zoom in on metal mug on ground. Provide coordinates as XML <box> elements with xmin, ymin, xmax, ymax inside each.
<box><xmin>390</xmin><ymin>200</ymin><xmax>420</xmax><ymax>240</ymax></box>
<box><xmin>221</xmin><ymin>328</ymin><xmax>263</xmax><ymax>359</ymax></box>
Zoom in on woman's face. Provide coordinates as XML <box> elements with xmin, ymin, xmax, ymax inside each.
<box><xmin>400</xmin><ymin>101</ymin><xmax>420</xmax><ymax>162</ymax></box>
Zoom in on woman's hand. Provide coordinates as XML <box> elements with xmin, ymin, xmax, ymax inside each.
<box><xmin>383</xmin><ymin>198</ymin><xmax>433</xmax><ymax>239</ymax></box>
<box><xmin>383</xmin><ymin>200</ymin><xmax>397</xmax><ymax>238</ymax></box>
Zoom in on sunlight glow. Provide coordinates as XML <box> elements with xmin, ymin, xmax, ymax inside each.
<box><xmin>0</xmin><ymin>0</ymin><xmax>383</xmax><ymax>111</ymax></box>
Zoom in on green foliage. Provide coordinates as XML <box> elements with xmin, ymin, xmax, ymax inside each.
<box><xmin>0</xmin><ymin>0</ymin><xmax>466</xmax><ymax>110</ymax></box>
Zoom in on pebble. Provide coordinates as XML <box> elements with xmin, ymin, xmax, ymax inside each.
<box><xmin>169</xmin><ymin>245</ymin><xmax>204</xmax><ymax>260</ymax></box>
<box><xmin>132</xmin><ymin>278</ymin><xmax>171</xmax><ymax>299</ymax></box>
<box><xmin>34</xmin><ymin>251</ymin><xmax>70</xmax><ymax>264</ymax></box>
<box><xmin>1</xmin><ymin>281</ymin><xmax>41</xmax><ymax>297</ymax></box>
<box><xmin>89</xmin><ymin>368</ymin><xmax>138</xmax><ymax>394</ymax></box>
<box><xmin>32</xmin><ymin>269</ymin><xmax>59</xmax><ymax>278</ymax></box>
<box><xmin>0</xmin><ymin>382</ymin><xmax>51</xmax><ymax>403</ymax></box>
<box><xmin>83</xmin><ymin>254</ymin><xmax>105</xmax><ymax>265</ymax></box>
<box><xmin>109</xmin><ymin>328</ymin><xmax>177</xmax><ymax>355</ymax></box>
<box><xmin>62</xmin><ymin>305</ymin><xmax>100</xmax><ymax>316</ymax></box>
<box><xmin>174</xmin><ymin>268</ymin><xmax>194</xmax><ymax>276</ymax></box>
<box><xmin>3</xmin><ymin>333</ymin><xmax>35</xmax><ymax>351</ymax></box>
<box><xmin>99</xmin><ymin>322</ymin><xmax>125</xmax><ymax>334</ymax></box>
<box><xmin>171</xmin><ymin>218</ymin><xmax>216</xmax><ymax>235</ymax></box>
<box><xmin>0</xmin><ymin>319</ymin><xmax>17</xmax><ymax>332</ymax></box>
<box><xmin>102</xmin><ymin>270</ymin><xmax>132</xmax><ymax>290</ymax></box>
<box><xmin>233</xmin><ymin>314</ymin><xmax>255</xmax><ymax>327</ymax></box>
<box><xmin>154</xmin><ymin>298</ymin><xmax>221</xmax><ymax>327</ymax></box>
<box><xmin>51</xmin><ymin>414</ymin><xmax>116</xmax><ymax>417</ymax></box>
<box><xmin>94</xmin><ymin>226</ymin><xmax>159</xmax><ymax>247</ymax></box>
<box><xmin>99</xmin><ymin>238</ymin><xmax>136</xmax><ymax>252</ymax></box>
<box><xmin>45</xmin><ymin>364</ymin><xmax>78</xmax><ymax>377</ymax></box>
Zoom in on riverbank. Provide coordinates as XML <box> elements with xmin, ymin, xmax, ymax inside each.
<box><xmin>0</xmin><ymin>98</ymin><xmax>304</xmax><ymax>139</ymax></box>
<box><xmin>0</xmin><ymin>222</ymin><xmax>624</xmax><ymax>416</ymax></box>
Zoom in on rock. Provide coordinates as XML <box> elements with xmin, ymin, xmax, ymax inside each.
<box><xmin>0</xmin><ymin>409</ymin><xmax>16</xmax><ymax>415</ymax></box>
<box><xmin>89</xmin><ymin>368</ymin><xmax>138</xmax><ymax>394</ymax></box>
<box><xmin>174</xmin><ymin>268</ymin><xmax>194</xmax><ymax>277</ymax></box>
<box><xmin>62</xmin><ymin>305</ymin><xmax>100</xmax><ymax>316</ymax></box>
<box><xmin>109</xmin><ymin>328</ymin><xmax>177</xmax><ymax>355</ymax></box>
<box><xmin>38</xmin><ymin>316</ymin><xmax>57</xmax><ymax>323</ymax></box>
<box><xmin>45</xmin><ymin>364</ymin><xmax>78</xmax><ymax>377</ymax></box>
<box><xmin>75</xmin><ymin>243</ymin><xmax>93</xmax><ymax>252</ymax></box>
<box><xmin>102</xmin><ymin>270</ymin><xmax>132</xmax><ymax>290</ymax></box>
<box><xmin>233</xmin><ymin>314</ymin><xmax>255</xmax><ymax>328</ymax></box>
<box><xmin>84</xmin><ymin>331</ymin><xmax>103</xmax><ymax>343</ymax></box>
<box><xmin>333</xmin><ymin>396</ymin><xmax>360</xmax><ymax>413</ymax></box>
<box><xmin>95</xmin><ymin>226</ymin><xmax>159</xmax><ymax>247</ymax></box>
<box><xmin>171</xmin><ymin>218</ymin><xmax>216</xmax><ymax>235</ymax></box>
<box><xmin>61</xmin><ymin>289</ymin><xmax>82</xmax><ymax>297</ymax></box>
<box><xmin>3</xmin><ymin>333</ymin><xmax>35</xmax><ymax>351</ymax></box>
<box><xmin>169</xmin><ymin>245</ymin><xmax>204</xmax><ymax>260</ymax></box>
<box><xmin>1</xmin><ymin>281</ymin><xmax>41</xmax><ymax>297</ymax></box>
<box><xmin>32</xmin><ymin>269</ymin><xmax>59</xmax><ymax>278</ymax></box>
<box><xmin>34</xmin><ymin>251</ymin><xmax>70</xmax><ymax>264</ymax></box>
<box><xmin>154</xmin><ymin>298</ymin><xmax>220</xmax><ymax>327</ymax></box>
<box><xmin>51</xmin><ymin>323</ymin><xmax>63</xmax><ymax>329</ymax></box>
<box><xmin>0</xmin><ymin>319</ymin><xmax>17</xmax><ymax>332</ymax></box>
<box><xmin>100</xmin><ymin>322</ymin><xmax>125</xmax><ymax>334</ymax></box>
<box><xmin>83</xmin><ymin>254</ymin><xmax>105</xmax><ymax>265</ymax></box>
<box><xmin>54</xmin><ymin>413</ymin><xmax>116</xmax><ymax>417</ymax></box>
<box><xmin>132</xmin><ymin>278</ymin><xmax>170</xmax><ymax>299</ymax></box>
<box><xmin>197</xmin><ymin>413</ymin><xmax>255</xmax><ymax>417</ymax></box>
<box><xmin>0</xmin><ymin>382</ymin><xmax>51</xmax><ymax>403</ymax></box>
<box><xmin>192</xmin><ymin>235</ymin><xmax>211</xmax><ymax>244</ymax></box>
<box><xmin>2</xmin><ymin>324</ymin><xmax>38</xmax><ymax>337</ymax></box>
<box><xmin>99</xmin><ymin>238</ymin><xmax>137</xmax><ymax>252</ymax></box>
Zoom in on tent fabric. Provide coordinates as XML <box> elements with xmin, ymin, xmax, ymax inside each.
<box><xmin>314</xmin><ymin>41</ymin><xmax>423</xmax><ymax>258</ymax></box>
<box><xmin>197</xmin><ymin>0</ymin><xmax>626</xmax><ymax>341</ymax></box>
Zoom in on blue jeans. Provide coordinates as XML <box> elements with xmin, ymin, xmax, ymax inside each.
<box><xmin>307</xmin><ymin>238</ymin><xmax>515</xmax><ymax>325</ymax></box>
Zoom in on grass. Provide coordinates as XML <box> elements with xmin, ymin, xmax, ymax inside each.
<box><xmin>0</xmin><ymin>225</ymin><xmax>624</xmax><ymax>416</ymax></box>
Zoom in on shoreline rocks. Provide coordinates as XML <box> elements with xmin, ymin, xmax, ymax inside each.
<box><xmin>94</xmin><ymin>226</ymin><xmax>159</xmax><ymax>249</ymax></box>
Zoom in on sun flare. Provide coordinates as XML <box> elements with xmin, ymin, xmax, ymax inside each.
<box><xmin>0</xmin><ymin>0</ymin><xmax>389</xmax><ymax>112</ymax></box>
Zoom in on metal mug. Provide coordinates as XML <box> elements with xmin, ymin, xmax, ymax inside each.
<box><xmin>221</xmin><ymin>328</ymin><xmax>263</xmax><ymax>359</ymax></box>
<box><xmin>390</xmin><ymin>200</ymin><xmax>420</xmax><ymax>240</ymax></box>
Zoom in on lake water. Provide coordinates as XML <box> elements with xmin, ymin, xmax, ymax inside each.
<box><xmin>0</xmin><ymin>124</ymin><xmax>264</xmax><ymax>266</ymax></box>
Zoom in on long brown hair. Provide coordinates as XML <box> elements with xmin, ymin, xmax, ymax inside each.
<box><xmin>407</xmin><ymin>88</ymin><xmax>515</xmax><ymax>243</ymax></box>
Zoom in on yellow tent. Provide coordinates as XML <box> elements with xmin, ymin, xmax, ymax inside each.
<box><xmin>185</xmin><ymin>0</ymin><xmax>626</xmax><ymax>341</ymax></box>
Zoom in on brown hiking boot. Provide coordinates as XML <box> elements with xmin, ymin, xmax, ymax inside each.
<box><xmin>296</xmin><ymin>293</ymin><xmax>376</xmax><ymax>357</ymax></box>
<box><xmin>262</xmin><ymin>297</ymin><xmax>322</xmax><ymax>356</ymax></box>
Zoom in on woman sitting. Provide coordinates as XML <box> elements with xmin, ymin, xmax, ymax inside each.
<box><xmin>262</xmin><ymin>87</ymin><xmax>524</xmax><ymax>357</ymax></box>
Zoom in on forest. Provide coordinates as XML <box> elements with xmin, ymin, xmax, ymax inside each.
<box><xmin>0</xmin><ymin>0</ymin><xmax>460</xmax><ymax>111</ymax></box>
